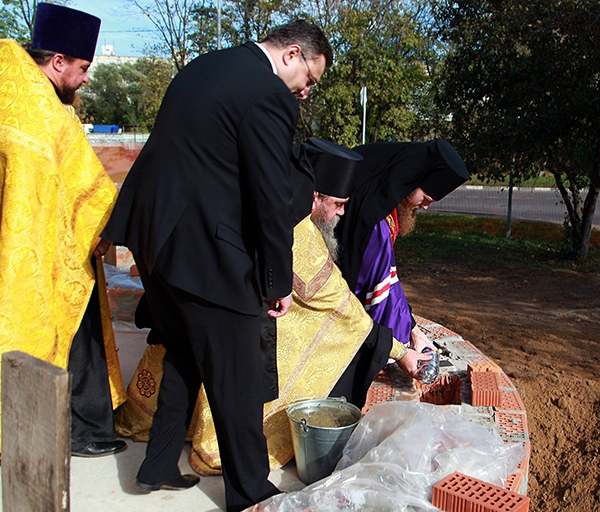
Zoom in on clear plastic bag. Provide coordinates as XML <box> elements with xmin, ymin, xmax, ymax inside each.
<box><xmin>104</xmin><ymin>263</ymin><xmax>144</xmax><ymax>290</ymax></box>
<box><xmin>258</xmin><ymin>401</ymin><xmax>525</xmax><ymax>511</ymax></box>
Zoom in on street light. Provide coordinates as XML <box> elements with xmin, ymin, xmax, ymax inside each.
<box><xmin>360</xmin><ymin>86</ymin><xmax>367</xmax><ymax>145</ymax></box>
<box><xmin>215</xmin><ymin>0</ymin><xmax>222</xmax><ymax>50</ymax></box>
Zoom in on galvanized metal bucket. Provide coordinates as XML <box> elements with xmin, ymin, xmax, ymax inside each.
<box><xmin>286</xmin><ymin>397</ymin><xmax>362</xmax><ymax>484</ymax></box>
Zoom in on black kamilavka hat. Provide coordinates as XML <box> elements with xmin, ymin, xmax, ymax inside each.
<box><xmin>300</xmin><ymin>137</ymin><xmax>363</xmax><ymax>198</ymax></box>
<box><xmin>32</xmin><ymin>3</ymin><xmax>101</xmax><ymax>62</ymax></box>
<box><xmin>290</xmin><ymin>137</ymin><xmax>363</xmax><ymax>224</ymax></box>
<box><xmin>337</xmin><ymin>139</ymin><xmax>470</xmax><ymax>290</ymax></box>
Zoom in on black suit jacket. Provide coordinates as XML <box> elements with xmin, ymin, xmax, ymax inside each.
<box><xmin>103</xmin><ymin>43</ymin><xmax>297</xmax><ymax>315</ymax></box>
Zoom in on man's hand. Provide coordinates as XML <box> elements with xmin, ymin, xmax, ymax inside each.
<box><xmin>93</xmin><ymin>238</ymin><xmax>112</xmax><ymax>258</ymax></box>
<box><xmin>267</xmin><ymin>294</ymin><xmax>292</xmax><ymax>318</ymax></box>
<box><xmin>396</xmin><ymin>347</ymin><xmax>432</xmax><ymax>379</ymax></box>
<box><xmin>409</xmin><ymin>326</ymin><xmax>436</xmax><ymax>353</ymax></box>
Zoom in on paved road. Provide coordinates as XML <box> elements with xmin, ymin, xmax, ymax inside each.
<box><xmin>427</xmin><ymin>185</ymin><xmax>600</xmax><ymax>228</ymax></box>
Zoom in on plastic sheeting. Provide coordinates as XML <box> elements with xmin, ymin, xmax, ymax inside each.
<box><xmin>257</xmin><ymin>401</ymin><xmax>525</xmax><ymax>511</ymax></box>
<box><xmin>104</xmin><ymin>263</ymin><xmax>144</xmax><ymax>291</ymax></box>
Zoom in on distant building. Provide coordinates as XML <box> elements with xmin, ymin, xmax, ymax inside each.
<box><xmin>102</xmin><ymin>44</ymin><xmax>116</xmax><ymax>56</ymax></box>
<box><xmin>88</xmin><ymin>45</ymin><xmax>139</xmax><ymax>77</ymax></box>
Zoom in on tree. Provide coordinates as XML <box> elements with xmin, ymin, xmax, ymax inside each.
<box><xmin>79</xmin><ymin>58</ymin><xmax>174</xmax><ymax>131</ymax></box>
<box><xmin>188</xmin><ymin>1</ymin><xmax>220</xmax><ymax>53</ymax></box>
<box><xmin>223</xmin><ymin>0</ymin><xmax>300</xmax><ymax>45</ymax></box>
<box><xmin>128</xmin><ymin>0</ymin><xmax>439</xmax><ymax>147</ymax></box>
<box><xmin>1</xmin><ymin>0</ymin><xmax>69</xmax><ymax>42</ymax></box>
<box><xmin>0</xmin><ymin>2</ymin><xmax>27</xmax><ymax>41</ymax></box>
<box><xmin>432</xmin><ymin>0</ymin><xmax>600</xmax><ymax>261</ymax></box>
<box><xmin>294</xmin><ymin>0</ymin><xmax>438</xmax><ymax>147</ymax></box>
<box><xmin>118</xmin><ymin>0</ymin><xmax>444</xmax><ymax>151</ymax></box>
<box><xmin>128</xmin><ymin>0</ymin><xmax>203</xmax><ymax>70</ymax></box>
<box><xmin>129</xmin><ymin>0</ymin><xmax>302</xmax><ymax>66</ymax></box>
<box><xmin>2</xmin><ymin>0</ymin><xmax>37</xmax><ymax>41</ymax></box>
<box><xmin>131</xmin><ymin>57</ymin><xmax>176</xmax><ymax>128</ymax></box>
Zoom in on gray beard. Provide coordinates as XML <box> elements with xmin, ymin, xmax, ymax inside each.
<box><xmin>311</xmin><ymin>214</ymin><xmax>340</xmax><ymax>262</ymax></box>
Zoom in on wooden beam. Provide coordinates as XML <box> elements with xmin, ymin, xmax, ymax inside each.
<box><xmin>103</xmin><ymin>245</ymin><xmax>117</xmax><ymax>267</ymax></box>
<box><xmin>2</xmin><ymin>351</ymin><xmax>71</xmax><ymax>511</ymax></box>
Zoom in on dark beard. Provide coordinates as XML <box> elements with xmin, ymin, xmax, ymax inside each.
<box><xmin>53</xmin><ymin>82</ymin><xmax>78</xmax><ymax>105</ymax></box>
<box><xmin>311</xmin><ymin>213</ymin><xmax>340</xmax><ymax>262</ymax></box>
<box><xmin>396</xmin><ymin>198</ymin><xmax>418</xmax><ymax>237</ymax></box>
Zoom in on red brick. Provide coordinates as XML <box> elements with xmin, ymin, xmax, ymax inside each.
<box><xmin>431</xmin><ymin>472</ymin><xmax>530</xmax><ymax>512</ymax></box>
<box><xmin>499</xmin><ymin>391</ymin><xmax>526</xmax><ymax>411</ymax></box>
<box><xmin>117</xmin><ymin>311</ymin><xmax>134</xmax><ymax>322</ymax></box>
<box><xmin>468</xmin><ymin>361</ymin><xmax>502</xmax><ymax>377</ymax></box>
<box><xmin>362</xmin><ymin>383</ymin><xmax>394</xmax><ymax>413</ymax></box>
<box><xmin>457</xmin><ymin>340</ymin><xmax>487</xmax><ymax>354</ymax></box>
<box><xmin>497</xmin><ymin>372</ymin><xmax>516</xmax><ymax>389</ymax></box>
<box><xmin>416</xmin><ymin>374</ymin><xmax>462</xmax><ymax>405</ymax></box>
<box><xmin>471</xmin><ymin>372</ymin><xmax>502</xmax><ymax>407</ymax></box>
<box><xmin>506</xmin><ymin>471</ymin><xmax>524</xmax><ymax>493</ymax></box>
<box><xmin>497</xmin><ymin>411</ymin><xmax>528</xmax><ymax>439</ymax></box>
<box><xmin>115</xmin><ymin>247</ymin><xmax>135</xmax><ymax>268</ymax></box>
<box><xmin>108</xmin><ymin>287</ymin><xmax>126</xmax><ymax>299</ymax></box>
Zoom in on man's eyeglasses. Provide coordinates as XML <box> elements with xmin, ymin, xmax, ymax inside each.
<box><xmin>300</xmin><ymin>51</ymin><xmax>317</xmax><ymax>89</ymax></box>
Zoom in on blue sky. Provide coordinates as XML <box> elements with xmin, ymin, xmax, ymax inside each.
<box><xmin>71</xmin><ymin>0</ymin><xmax>157</xmax><ymax>56</ymax></box>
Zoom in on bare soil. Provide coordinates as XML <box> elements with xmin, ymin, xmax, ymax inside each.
<box><xmin>94</xmin><ymin>145</ymin><xmax>600</xmax><ymax>511</ymax></box>
<box><xmin>402</xmin><ymin>262</ymin><xmax>600</xmax><ymax>512</ymax></box>
<box><xmin>93</xmin><ymin>145</ymin><xmax>143</xmax><ymax>184</ymax></box>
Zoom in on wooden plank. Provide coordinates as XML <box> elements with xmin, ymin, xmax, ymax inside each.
<box><xmin>103</xmin><ymin>245</ymin><xmax>117</xmax><ymax>266</ymax></box>
<box><xmin>2</xmin><ymin>351</ymin><xmax>71</xmax><ymax>512</ymax></box>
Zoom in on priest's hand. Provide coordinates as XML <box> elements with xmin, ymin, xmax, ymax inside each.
<box><xmin>267</xmin><ymin>294</ymin><xmax>292</xmax><ymax>318</ymax></box>
<box><xmin>396</xmin><ymin>347</ymin><xmax>432</xmax><ymax>379</ymax></box>
<box><xmin>93</xmin><ymin>238</ymin><xmax>112</xmax><ymax>258</ymax></box>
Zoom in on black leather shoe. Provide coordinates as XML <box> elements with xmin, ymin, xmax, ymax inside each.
<box><xmin>136</xmin><ymin>474</ymin><xmax>200</xmax><ymax>492</ymax></box>
<box><xmin>72</xmin><ymin>440</ymin><xmax>127</xmax><ymax>458</ymax></box>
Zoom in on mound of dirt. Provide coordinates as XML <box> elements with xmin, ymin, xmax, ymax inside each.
<box><xmin>402</xmin><ymin>263</ymin><xmax>600</xmax><ymax>512</ymax></box>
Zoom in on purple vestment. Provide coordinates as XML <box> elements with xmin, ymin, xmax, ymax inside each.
<box><xmin>354</xmin><ymin>219</ymin><xmax>413</xmax><ymax>344</ymax></box>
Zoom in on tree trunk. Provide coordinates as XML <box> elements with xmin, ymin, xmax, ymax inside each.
<box><xmin>577</xmin><ymin>182</ymin><xmax>599</xmax><ymax>262</ymax></box>
<box><xmin>552</xmin><ymin>171</ymin><xmax>582</xmax><ymax>255</ymax></box>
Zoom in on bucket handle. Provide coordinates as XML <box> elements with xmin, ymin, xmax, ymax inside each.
<box><xmin>300</xmin><ymin>418</ymin><xmax>309</xmax><ymax>435</ymax></box>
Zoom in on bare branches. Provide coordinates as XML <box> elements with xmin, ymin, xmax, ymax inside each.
<box><xmin>128</xmin><ymin>0</ymin><xmax>198</xmax><ymax>70</ymax></box>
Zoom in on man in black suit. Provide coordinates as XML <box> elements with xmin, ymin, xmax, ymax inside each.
<box><xmin>102</xmin><ymin>20</ymin><xmax>333</xmax><ymax>512</ymax></box>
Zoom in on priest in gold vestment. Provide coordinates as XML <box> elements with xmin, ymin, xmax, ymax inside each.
<box><xmin>0</xmin><ymin>4</ymin><xmax>126</xmax><ymax>456</ymax></box>
<box><xmin>115</xmin><ymin>138</ymin><xmax>430</xmax><ymax>475</ymax></box>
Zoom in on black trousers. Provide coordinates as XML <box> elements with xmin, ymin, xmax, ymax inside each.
<box><xmin>329</xmin><ymin>322</ymin><xmax>393</xmax><ymax>409</ymax></box>
<box><xmin>69</xmin><ymin>268</ymin><xmax>117</xmax><ymax>449</ymax></box>
<box><xmin>135</xmin><ymin>258</ymin><xmax>279</xmax><ymax>512</ymax></box>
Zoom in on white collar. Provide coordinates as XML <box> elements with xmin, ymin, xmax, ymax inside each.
<box><xmin>254</xmin><ymin>42</ymin><xmax>278</xmax><ymax>75</ymax></box>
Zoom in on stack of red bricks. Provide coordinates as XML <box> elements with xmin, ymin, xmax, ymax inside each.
<box><xmin>467</xmin><ymin>360</ymin><xmax>530</xmax><ymax>498</ymax></box>
<box><xmin>432</xmin><ymin>472</ymin><xmax>530</xmax><ymax>512</ymax></box>
<box><xmin>361</xmin><ymin>317</ymin><xmax>531</xmax><ymax>512</ymax></box>
<box><xmin>105</xmin><ymin>246</ymin><xmax>142</xmax><ymax>322</ymax></box>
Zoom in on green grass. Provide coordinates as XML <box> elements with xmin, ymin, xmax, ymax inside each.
<box><xmin>395</xmin><ymin>214</ymin><xmax>600</xmax><ymax>273</ymax></box>
<box><xmin>466</xmin><ymin>175</ymin><xmax>556</xmax><ymax>188</ymax></box>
